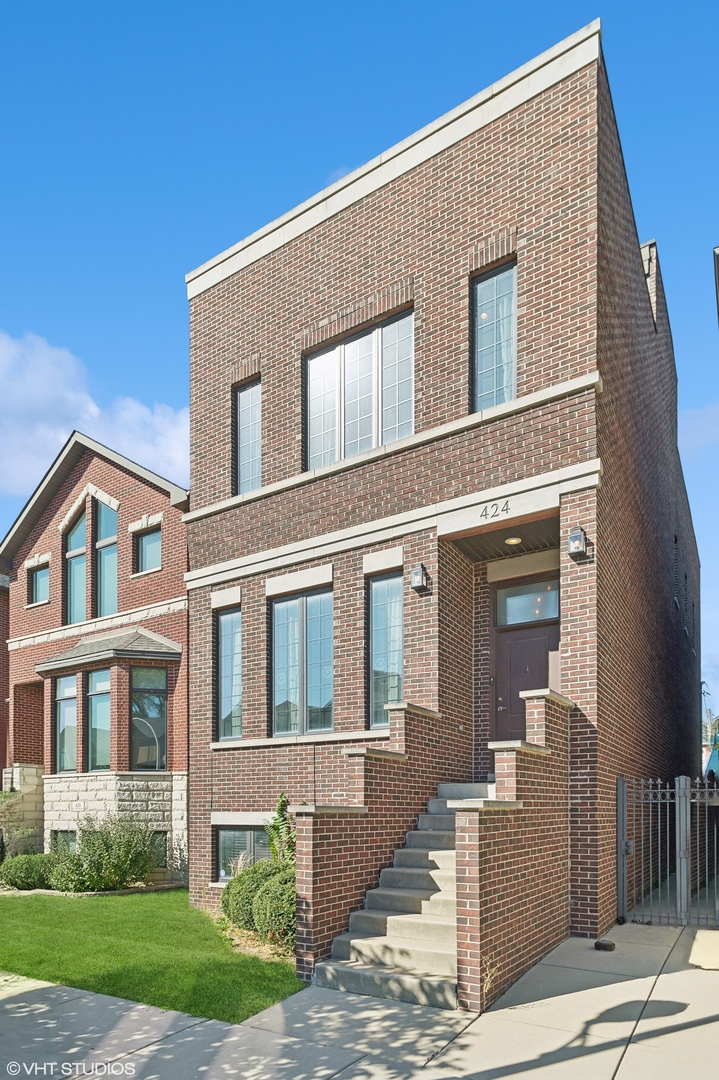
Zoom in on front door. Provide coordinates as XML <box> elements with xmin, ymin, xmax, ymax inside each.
<box><xmin>492</xmin><ymin>576</ymin><xmax>560</xmax><ymax>742</ymax></box>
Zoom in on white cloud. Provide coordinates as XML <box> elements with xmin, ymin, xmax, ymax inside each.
<box><xmin>678</xmin><ymin>401</ymin><xmax>719</xmax><ymax>458</ymax></box>
<box><xmin>0</xmin><ymin>330</ymin><xmax>189</xmax><ymax>498</ymax></box>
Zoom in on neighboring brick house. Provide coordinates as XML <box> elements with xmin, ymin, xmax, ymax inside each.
<box><xmin>181</xmin><ymin>19</ymin><xmax>700</xmax><ymax>1009</ymax></box>
<box><xmin>0</xmin><ymin>432</ymin><xmax>190</xmax><ymax>880</ymax></box>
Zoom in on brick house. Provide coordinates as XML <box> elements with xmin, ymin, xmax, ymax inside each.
<box><xmin>0</xmin><ymin>432</ymin><xmax>190</xmax><ymax>880</ymax></box>
<box><xmin>181</xmin><ymin>19</ymin><xmax>701</xmax><ymax>1009</ymax></box>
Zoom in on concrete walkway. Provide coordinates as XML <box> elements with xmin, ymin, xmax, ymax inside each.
<box><xmin>1</xmin><ymin>923</ymin><xmax>718</xmax><ymax>1078</ymax></box>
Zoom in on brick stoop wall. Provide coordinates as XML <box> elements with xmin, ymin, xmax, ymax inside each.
<box><xmin>293</xmin><ymin>702</ymin><xmax>471</xmax><ymax>982</ymax></box>
<box><xmin>456</xmin><ymin>690</ymin><xmax>571</xmax><ymax>1012</ymax></box>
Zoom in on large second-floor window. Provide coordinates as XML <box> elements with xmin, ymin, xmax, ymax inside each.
<box><xmin>65</xmin><ymin>513</ymin><xmax>87</xmax><ymax>625</ymax></box>
<box><xmin>55</xmin><ymin>675</ymin><xmax>77</xmax><ymax>772</ymax></box>
<box><xmin>472</xmin><ymin>263</ymin><xmax>517</xmax><ymax>412</ymax></box>
<box><xmin>306</xmin><ymin>312</ymin><xmax>414</xmax><ymax>470</ymax></box>
<box><xmin>236</xmin><ymin>381</ymin><xmax>262</xmax><ymax>493</ymax></box>
<box><xmin>87</xmin><ymin>669</ymin><xmax>111</xmax><ymax>770</ymax></box>
<box><xmin>369</xmin><ymin>574</ymin><xmax>404</xmax><ymax>727</ymax></box>
<box><xmin>272</xmin><ymin>590</ymin><xmax>333</xmax><ymax>735</ymax></box>
<box><xmin>130</xmin><ymin>667</ymin><xmax>167</xmax><ymax>770</ymax></box>
<box><xmin>217</xmin><ymin>608</ymin><xmax>242</xmax><ymax>739</ymax></box>
<box><xmin>95</xmin><ymin>502</ymin><xmax>118</xmax><ymax>617</ymax></box>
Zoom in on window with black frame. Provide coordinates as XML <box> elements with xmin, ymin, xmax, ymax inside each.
<box><xmin>95</xmin><ymin>501</ymin><xmax>118</xmax><ymax>617</ymax></box>
<box><xmin>368</xmin><ymin>574</ymin><xmax>403</xmax><ymax>727</ymax></box>
<box><xmin>130</xmin><ymin>667</ymin><xmax>167</xmax><ymax>770</ymax></box>
<box><xmin>55</xmin><ymin>675</ymin><xmax>77</xmax><ymax>773</ymax></box>
<box><xmin>217</xmin><ymin>608</ymin><xmax>242</xmax><ymax>739</ymax></box>
<box><xmin>29</xmin><ymin>564</ymin><xmax>50</xmax><ymax>604</ymax></box>
<box><xmin>235</xmin><ymin>380</ymin><xmax>262</xmax><ymax>494</ymax></box>
<box><xmin>472</xmin><ymin>262</ymin><xmax>517</xmax><ymax>413</ymax></box>
<box><xmin>216</xmin><ymin>827</ymin><xmax>270</xmax><ymax>880</ymax></box>
<box><xmin>87</xmin><ymin>668</ymin><xmax>111</xmax><ymax>770</ymax></box>
<box><xmin>272</xmin><ymin>590</ymin><xmax>333</xmax><ymax>736</ymax></box>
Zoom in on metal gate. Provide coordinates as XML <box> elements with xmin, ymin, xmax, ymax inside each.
<box><xmin>617</xmin><ymin>776</ymin><xmax>719</xmax><ymax>926</ymax></box>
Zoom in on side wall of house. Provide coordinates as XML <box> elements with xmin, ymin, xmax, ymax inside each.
<box><xmin>593</xmin><ymin>56</ymin><xmax>701</xmax><ymax>935</ymax></box>
<box><xmin>0</xmin><ymin>583</ymin><xmax>8</xmax><ymax>781</ymax></box>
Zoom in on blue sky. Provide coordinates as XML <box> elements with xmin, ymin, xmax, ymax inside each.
<box><xmin>1</xmin><ymin>2</ymin><xmax>717</xmax><ymax>692</ymax></box>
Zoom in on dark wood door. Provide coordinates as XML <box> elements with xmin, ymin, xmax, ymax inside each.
<box><xmin>493</xmin><ymin>623</ymin><xmax>560</xmax><ymax>741</ymax></box>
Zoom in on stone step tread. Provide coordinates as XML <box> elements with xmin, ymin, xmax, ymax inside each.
<box><xmin>405</xmin><ymin>830</ymin><xmax>456</xmax><ymax>849</ymax></box>
<box><xmin>348</xmin><ymin>909</ymin><xmax>456</xmax><ymax>942</ymax></box>
<box><xmin>313</xmin><ymin>959</ymin><xmax>457</xmax><ymax>1010</ymax></box>
<box><xmin>334</xmin><ymin>932</ymin><xmax>455</xmax><ymax>958</ymax></box>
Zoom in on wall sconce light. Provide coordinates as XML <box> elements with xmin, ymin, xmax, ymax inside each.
<box><xmin>567</xmin><ymin>525</ymin><xmax>587</xmax><ymax>558</ymax></box>
<box><xmin>410</xmin><ymin>564</ymin><xmax>428</xmax><ymax>591</ymax></box>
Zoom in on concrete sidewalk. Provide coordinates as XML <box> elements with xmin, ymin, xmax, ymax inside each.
<box><xmin>1</xmin><ymin>924</ymin><xmax>718</xmax><ymax>1078</ymax></box>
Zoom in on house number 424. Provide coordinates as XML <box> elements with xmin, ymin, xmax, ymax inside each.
<box><xmin>479</xmin><ymin>500</ymin><xmax>511</xmax><ymax>520</ymax></box>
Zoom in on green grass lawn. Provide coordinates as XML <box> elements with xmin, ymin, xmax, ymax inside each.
<box><xmin>0</xmin><ymin>889</ymin><xmax>304</xmax><ymax>1023</ymax></box>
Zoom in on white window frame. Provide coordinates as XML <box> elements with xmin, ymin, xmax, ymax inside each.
<box><xmin>306</xmin><ymin>311</ymin><xmax>414</xmax><ymax>470</ymax></box>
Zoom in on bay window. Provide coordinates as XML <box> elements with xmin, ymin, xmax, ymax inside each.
<box><xmin>87</xmin><ymin>669</ymin><xmax>111</xmax><ymax>770</ymax></box>
<box><xmin>55</xmin><ymin>675</ymin><xmax>77</xmax><ymax>772</ymax></box>
<box><xmin>130</xmin><ymin>667</ymin><xmax>167</xmax><ymax>770</ymax></box>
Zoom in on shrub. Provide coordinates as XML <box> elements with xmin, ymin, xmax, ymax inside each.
<box><xmin>265</xmin><ymin>794</ymin><xmax>296</xmax><ymax>862</ymax></box>
<box><xmin>252</xmin><ymin>867</ymin><xmax>296</xmax><ymax>947</ymax></box>
<box><xmin>0</xmin><ymin>852</ymin><xmax>56</xmax><ymax>890</ymax></box>
<box><xmin>222</xmin><ymin>859</ymin><xmax>284</xmax><ymax>930</ymax></box>
<box><xmin>49</xmin><ymin>815</ymin><xmax>157</xmax><ymax>892</ymax></box>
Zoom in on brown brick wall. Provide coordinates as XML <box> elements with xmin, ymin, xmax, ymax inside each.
<box><xmin>0</xmin><ymin>585</ymin><xmax>7</xmax><ymax>778</ymax></box>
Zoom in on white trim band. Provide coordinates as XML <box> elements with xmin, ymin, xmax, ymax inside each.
<box><xmin>185</xmin><ymin>458</ymin><xmax>602</xmax><ymax>591</ymax></box>
<box><xmin>183</xmin><ymin>372</ymin><xmax>603</xmax><ymax>525</ymax></box>
<box><xmin>210</xmin><ymin>585</ymin><xmax>242</xmax><ymax>610</ymax></box>
<box><xmin>363</xmin><ymin>546</ymin><xmax>404</xmax><ymax>576</ymax></box>
<box><xmin>265</xmin><ymin>563</ymin><xmax>333</xmax><ymax>597</ymax></box>
<box><xmin>8</xmin><ymin>597</ymin><xmax>188</xmax><ymax>652</ymax></box>
<box><xmin>211</xmin><ymin>812</ymin><xmax>272</xmax><ymax>826</ymax></box>
<box><xmin>186</xmin><ymin>21</ymin><xmax>601</xmax><ymax>298</ymax></box>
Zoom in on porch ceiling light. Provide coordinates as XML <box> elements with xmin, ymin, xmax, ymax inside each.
<box><xmin>505</xmin><ymin>536</ymin><xmax>522</xmax><ymax>546</ymax></box>
<box><xmin>568</xmin><ymin>525</ymin><xmax>587</xmax><ymax>557</ymax></box>
<box><xmin>409</xmin><ymin>564</ymin><xmax>428</xmax><ymax>591</ymax></box>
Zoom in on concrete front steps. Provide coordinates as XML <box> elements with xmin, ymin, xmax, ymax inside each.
<box><xmin>313</xmin><ymin>782</ymin><xmax>494</xmax><ymax>1010</ymax></box>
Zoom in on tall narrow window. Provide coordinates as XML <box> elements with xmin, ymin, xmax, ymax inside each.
<box><xmin>217</xmin><ymin>608</ymin><xmax>242</xmax><ymax>739</ymax></box>
<box><xmin>29</xmin><ymin>565</ymin><xmax>50</xmax><ymax>604</ymax></box>
<box><xmin>236</xmin><ymin>381</ymin><xmax>262</xmax><ymax>493</ymax></box>
<box><xmin>369</xmin><ymin>574</ymin><xmax>404</xmax><ymax>727</ymax></box>
<box><xmin>306</xmin><ymin>312</ymin><xmax>414</xmax><ymax>470</ymax></box>
<box><xmin>137</xmin><ymin>528</ymin><xmax>162</xmax><ymax>573</ymax></box>
<box><xmin>87</xmin><ymin>669</ymin><xmax>111</xmax><ymax>770</ymax></box>
<box><xmin>272</xmin><ymin>591</ymin><xmax>333</xmax><ymax>735</ymax></box>
<box><xmin>65</xmin><ymin>513</ymin><xmax>87</xmax><ymax>625</ymax></box>
<box><xmin>130</xmin><ymin>668</ymin><xmax>167</xmax><ymax>770</ymax></box>
<box><xmin>95</xmin><ymin>502</ymin><xmax>118</xmax><ymax>617</ymax></box>
<box><xmin>55</xmin><ymin>675</ymin><xmax>77</xmax><ymax>773</ymax></box>
<box><xmin>472</xmin><ymin>263</ymin><xmax>516</xmax><ymax>412</ymax></box>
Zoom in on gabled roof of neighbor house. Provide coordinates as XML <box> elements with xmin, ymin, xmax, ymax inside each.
<box><xmin>35</xmin><ymin>626</ymin><xmax>183</xmax><ymax>674</ymax></box>
<box><xmin>0</xmin><ymin>431</ymin><xmax>189</xmax><ymax>570</ymax></box>
<box><xmin>185</xmin><ymin>19</ymin><xmax>602</xmax><ymax>299</ymax></box>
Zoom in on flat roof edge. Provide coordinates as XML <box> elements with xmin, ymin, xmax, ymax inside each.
<box><xmin>186</xmin><ymin>19</ymin><xmax>601</xmax><ymax>298</ymax></box>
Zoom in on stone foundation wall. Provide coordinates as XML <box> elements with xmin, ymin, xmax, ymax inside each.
<box><xmin>43</xmin><ymin>771</ymin><xmax>188</xmax><ymax>883</ymax></box>
<box><xmin>0</xmin><ymin>764</ymin><xmax>44</xmax><ymax>854</ymax></box>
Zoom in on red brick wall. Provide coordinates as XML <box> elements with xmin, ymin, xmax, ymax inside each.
<box><xmin>188</xmin><ymin>63</ymin><xmax>599</xmax><ymax>513</ymax></box>
<box><xmin>456</xmin><ymin>694</ymin><xmax>570</xmax><ymax>1011</ymax></box>
<box><xmin>0</xmin><ymin>585</ymin><xmax>8</xmax><ymax>778</ymax></box>
<box><xmin>6</xmin><ymin>449</ymin><xmax>188</xmax><ymax>776</ymax></box>
<box><xmin>10</xmin><ymin>682</ymin><xmax>44</xmax><ymax>767</ymax></box>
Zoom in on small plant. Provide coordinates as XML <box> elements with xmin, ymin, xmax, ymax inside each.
<box><xmin>49</xmin><ymin>815</ymin><xmax>157</xmax><ymax>892</ymax></box>
<box><xmin>252</xmin><ymin>866</ymin><xmax>296</xmax><ymax>947</ymax></box>
<box><xmin>222</xmin><ymin>859</ymin><xmax>284</xmax><ymax>930</ymax></box>
<box><xmin>265</xmin><ymin>794</ymin><xmax>296</xmax><ymax>862</ymax></box>
<box><xmin>0</xmin><ymin>852</ymin><xmax>56</xmax><ymax>890</ymax></box>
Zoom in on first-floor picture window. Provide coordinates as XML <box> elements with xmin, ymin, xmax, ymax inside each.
<box><xmin>55</xmin><ymin>674</ymin><xmax>77</xmax><ymax>772</ymax></box>
<box><xmin>217</xmin><ymin>608</ymin><xmax>242</xmax><ymax>739</ymax></box>
<box><xmin>369</xmin><ymin>574</ymin><xmax>404</xmax><ymax>727</ymax></box>
<box><xmin>87</xmin><ymin>668</ymin><xmax>111</xmax><ymax>770</ymax></box>
<box><xmin>273</xmin><ymin>590</ymin><xmax>333</xmax><ymax>735</ymax></box>
<box><xmin>216</xmin><ymin>827</ymin><xmax>270</xmax><ymax>879</ymax></box>
<box><xmin>130</xmin><ymin>667</ymin><xmax>167</xmax><ymax>770</ymax></box>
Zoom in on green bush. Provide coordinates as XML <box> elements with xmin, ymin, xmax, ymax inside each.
<box><xmin>222</xmin><ymin>860</ymin><xmax>284</xmax><ymax>930</ymax></box>
<box><xmin>48</xmin><ymin>815</ymin><xmax>157</xmax><ymax>893</ymax></box>
<box><xmin>252</xmin><ymin>867</ymin><xmax>296</xmax><ymax>947</ymax></box>
<box><xmin>0</xmin><ymin>853</ymin><xmax>56</xmax><ymax>890</ymax></box>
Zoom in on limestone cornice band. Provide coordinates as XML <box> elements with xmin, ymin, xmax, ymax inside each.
<box><xmin>185</xmin><ymin>457</ymin><xmax>602</xmax><ymax>592</ymax></box>
<box><xmin>183</xmin><ymin>371</ymin><xmax>603</xmax><ymax>525</ymax></box>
